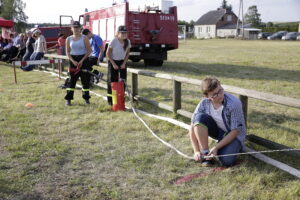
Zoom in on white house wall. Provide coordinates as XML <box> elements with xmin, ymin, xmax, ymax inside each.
<box><xmin>217</xmin><ymin>29</ymin><xmax>237</xmax><ymax>38</ymax></box>
<box><xmin>194</xmin><ymin>25</ymin><xmax>216</xmax><ymax>38</ymax></box>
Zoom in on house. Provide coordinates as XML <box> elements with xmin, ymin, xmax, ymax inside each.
<box><xmin>194</xmin><ymin>8</ymin><xmax>238</xmax><ymax>39</ymax></box>
<box><xmin>218</xmin><ymin>23</ymin><xmax>261</xmax><ymax>39</ymax></box>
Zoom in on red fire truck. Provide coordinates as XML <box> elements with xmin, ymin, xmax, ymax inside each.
<box><xmin>79</xmin><ymin>2</ymin><xmax>178</xmax><ymax>66</ymax></box>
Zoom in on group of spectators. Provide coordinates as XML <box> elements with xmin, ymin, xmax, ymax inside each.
<box><xmin>0</xmin><ymin>33</ymin><xmax>26</xmax><ymax>63</ymax></box>
<box><xmin>0</xmin><ymin>29</ymin><xmax>47</xmax><ymax>70</ymax></box>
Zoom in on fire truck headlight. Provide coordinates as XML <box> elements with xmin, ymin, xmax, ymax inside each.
<box><xmin>161</xmin><ymin>44</ymin><xmax>166</xmax><ymax>48</ymax></box>
<box><xmin>145</xmin><ymin>44</ymin><xmax>150</xmax><ymax>48</ymax></box>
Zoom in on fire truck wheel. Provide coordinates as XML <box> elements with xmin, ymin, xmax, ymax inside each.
<box><xmin>144</xmin><ymin>59</ymin><xmax>163</xmax><ymax>67</ymax></box>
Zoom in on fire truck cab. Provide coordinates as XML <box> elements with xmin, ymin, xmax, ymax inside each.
<box><xmin>80</xmin><ymin>2</ymin><xmax>178</xmax><ymax>66</ymax></box>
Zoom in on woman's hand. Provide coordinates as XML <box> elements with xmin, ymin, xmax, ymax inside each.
<box><xmin>77</xmin><ymin>60</ymin><xmax>83</xmax><ymax>69</ymax></box>
<box><xmin>113</xmin><ymin>63</ymin><xmax>119</xmax><ymax>70</ymax></box>
<box><xmin>120</xmin><ymin>63</ymin><xmax>126</xmax><ymax>69</ymax></box>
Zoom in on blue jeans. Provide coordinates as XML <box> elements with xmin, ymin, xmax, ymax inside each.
<box><xmin>192</xmin><ymin>113</ymin><xmax>242</xmax><ymax>166</ymax></box>
<box><xmin>21</xmin><ymin>52</ymin><xmax>44</xmax><ymax>71</ymax></box>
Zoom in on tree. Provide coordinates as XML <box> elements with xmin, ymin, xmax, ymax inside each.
<box><xmin>244</xmin><ymin>5</ymin><xmax>261</xmax><ymax>27</ymax></box>
<box><xmin>220</xmin><ymin>0</ymin><xmax>232</xmax><ymax>11</ymax></box>
<box><xmin>0</xmin><ymin>0</ymin><xmax>28</xmax><ymax>32</ymax></box>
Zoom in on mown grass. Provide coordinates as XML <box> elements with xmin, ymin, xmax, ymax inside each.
<box><xmin>0</xmin><ymin>39</ymin><xmax>300</xmax><ymax>199</ymax></box>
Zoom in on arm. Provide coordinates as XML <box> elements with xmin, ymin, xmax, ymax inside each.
<box><xmin>208</xmin><ymin>104</ymin><xmax>244</xmax><ymax>157</ymax></box>
<box><xmin>66</xmin><ymin>37</ymin><xmax>78</xmax><ymax>66</ymax></box>
<box><xmin>107</xmin><ymin>47</ymin><xmax>119</xmax><ymax>70</ymax></box>
<box><xmin>78</xmin><ymin>36</ymin><xmax>92</xmax><ymax>68</ymax></box>
<box><xmin>97</xmin><ymin>37</ymin><xmax>104</xmax><ymax>63</ymax></box>
<box><xmin>120</xmin><ymin>47</ymin><xmax>130</xmax><ymax>69</ymax></box>
<box><xmin>42</xmin><ymin>37</ymin><xmax>47</xmax><ymax>53</ymax></box>
<box><xmin>98</xmin><ymin>45</ymin><xmax>104</xmax><ymax>64</ymax></box>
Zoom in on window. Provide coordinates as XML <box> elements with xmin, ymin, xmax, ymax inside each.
<box><xmin>227</xmin><ymin>15</ymin><xmax>232</xmax><ymax>22</ymax></box>
<box><xmin>206</xmin><ymin>26</ymin><xmax>210</xmax><ymax>33</ymax></box>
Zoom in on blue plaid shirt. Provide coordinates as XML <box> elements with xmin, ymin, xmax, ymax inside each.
<box><xmin>192</xmin><ymin>92</ymin><xmax>247</xmax><ymax>147</ymax></box>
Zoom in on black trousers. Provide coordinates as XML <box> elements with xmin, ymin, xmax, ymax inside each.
<box><xmin>107</xmin><ymin>60</ymin><xmax>127</xmax><ymax>105</ymax></box>
<box><xmin>89</xmin><ymin>56</ymin><xmax>98</xmax><ymax>67</ymax></box>
<box><xmin>64</xmin><ymin>55</ymin><xmax>91</xmax><ymax>100</ymax></box>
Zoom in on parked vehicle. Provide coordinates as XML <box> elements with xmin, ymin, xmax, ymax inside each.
<box><xmin>258</xmin><ymin>32</ymin><xmax>272</xmax><ymax>39</ymax></box>
<box><xmin>267</xmin><ymin>31</ymin><xmax>288</xmax><ymax>40</ymax></box>
<box><xmin>297</xmin><ymin>35</ymin><xmax>300</xmax><ymax>41</ymax></box>
<box><xmin>38</xmin><ymin>26</ymin><xmax>72</xmax><ymax>48</ymax></box>
<box><xmin>282</xmin><ymin>32</ymin><xmax>300</xmax><ymax>40</ymax></box>
<box><xmin>78</xmin><ymin>2</ymin><xmax>178</xmax><ymax>67</ymax></box>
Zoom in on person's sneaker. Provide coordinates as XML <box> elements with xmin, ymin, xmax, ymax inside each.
<box><xmin>201</xmin><ymin>158</ymin><xmax>213</xmax><ymax>167</ymax></box>
<box><xmin>66</xmin><ymin>100</ymin><xmax>71</xmax><ymax>106</ymax></box>
<box><xmin>201</xmin><ymin>153</ymin><xmax>213</xmax><ymax>167</ymax></box>
<box><xmin>85</xmin><ymin>99</ymin><xmax>90</xmax><ymax>104</ymax></box>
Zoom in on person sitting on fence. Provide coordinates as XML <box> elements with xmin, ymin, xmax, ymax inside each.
<box><xmin>22</xmin><ymin>30</ymin><xmax>36</xmax><ymax>61</ymax></box>
<box><xmin>0</xmin><ymin>39</ymin><xmax>13</xmax><ymax>61</ymax></box>
<box><xmin>21</xmin><ymin>29</ymin><xmax>47</xmax><ymax>71</ymax></box>
<box><xmin>189</xmin><ymin>76</ymin><xmax>247</xmax><ymax>167</ymax></box>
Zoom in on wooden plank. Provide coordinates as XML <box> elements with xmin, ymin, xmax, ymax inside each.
<box><xmin>134</xmin><ymin>95</ymin><xmax>173</xmax><ymax>112</ymax></box>
<box><xmin>176</xmin><ymin>109</ymin><xmax>193</xmax><ymax>119</ymax></box>
<box><xmin>247</xmin><ymin>134</ymin><xmax>300</xmax><ymax>159</ymax></box>
<box><xmin>173</xmin><ymin>80</ymin><xmax>181</xmax><ymax>113</ymax></box>
<box><xmin>223</xmin><ymin>85</ymin><xmax>300</xmax><ymax>109</ymax></box>
<box><xmin>244</xmin><ymin>146</ymin><xmax>300</xmax><ymax>179</ymax></box>
<box><xmin>131</xmin><ymin>73</ymin><xmax>138</xmax><ymax>99</ymax></box>
<box><xmin>239</xmin><ymin>95</ymin><xmax>248</xmax><ymax>127</ymax></box>
<box><xmin>13</xmin><ymin>62</ymin><xmax>17</xmax><ymax>84</ymax></box>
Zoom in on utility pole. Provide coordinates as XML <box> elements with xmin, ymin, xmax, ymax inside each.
<box><xmin>235</xmin><ymin>0</ymin><xmax>244</xmax><ymax>38</ymax></box>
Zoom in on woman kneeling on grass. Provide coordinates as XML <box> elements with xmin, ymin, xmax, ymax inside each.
<box><xmin>106</xmin><ymin>25</ymin><xmax>131</xmax><ymax>105</ymax></box>
<box><xmin>189</xmin><ymin>76</ymin><xmax>247</xmax><ymax>166</ymax></box>
<box><xmin>64</xmin><ymin>21</ymin><xmax>92</xmax><ymax>106</ymax></box>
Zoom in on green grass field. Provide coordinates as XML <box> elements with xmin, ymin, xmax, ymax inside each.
<box><xmin>0</xmin><ymin>39</ymin><xmax>300</xmax><ymax>199</ymax></box>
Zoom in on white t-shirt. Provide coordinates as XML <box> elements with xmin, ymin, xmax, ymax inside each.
<box><xmin>34</xmin><ymin>35</ymin><xmax>46</xmax><ymax>53</ymax></box>
<box><xmin>108</xmin><ymin>38</ymin><xmax>131</xmax><ymax>60</ymax></box>
<box><xmin>209</xmin><ymin>102</ymin><xmax>227</xmax><ymax>132</ymax></box>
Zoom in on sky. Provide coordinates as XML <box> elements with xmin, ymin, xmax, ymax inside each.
<box><xmin>23</xmin><ymin>0</ymin><xmax>300</xmax><ymax>24</ymax></box>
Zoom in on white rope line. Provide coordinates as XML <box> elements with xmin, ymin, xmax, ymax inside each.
<box><xmin>37</xmin><ymin>69</ymin><xmax>300</xmax><ymax>160</ymax></box>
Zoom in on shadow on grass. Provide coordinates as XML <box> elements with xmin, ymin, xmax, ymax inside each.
<box><xmin>248</xmin><ymin>111</ymin><xmax>300</xmax><ymax>137</ymax></box>
<box><xmin>129</xmin><ymin>61</ymin><xmax>300</xmax><ymax>83</ymax></box>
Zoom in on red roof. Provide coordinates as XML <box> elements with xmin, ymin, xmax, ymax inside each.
<box><xmin>0</xmin><ymin>17</ymin><xmax>14</xmax><ymax>28</ymax></box>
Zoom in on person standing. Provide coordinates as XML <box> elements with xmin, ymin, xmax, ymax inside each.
<box><xmin>189</xmin><ymin>76</ymin><xmax>246</xmax><ymax>167</ymax></box>
<box><xmin>22</xmin><ymin>30</ymin><xmax>35</xmax><ymax>61</ymax></box>
<box><xmin>21</xmin><ymin>29</ymin><xmax>47</xmax><ymax>71</ymax></box>
<box><xmin>64</xmin><ymin>21</ymin><xmax>92</xmax><ymax>106</ymax></box>
<box><xmin>106</xmin><ymin>26</ymin><xmax>131</xmax><ymax>105</ymax></box>
<box><xmin>81</xmin><ymin>29</ymin><xmax>104</xmax><ymax>67</ymax></box>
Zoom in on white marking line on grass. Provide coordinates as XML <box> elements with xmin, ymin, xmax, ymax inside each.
<box><xmin>36</xmin><ymin>69</ymin><xmax>300</xmax><ymax>179</ymax></box>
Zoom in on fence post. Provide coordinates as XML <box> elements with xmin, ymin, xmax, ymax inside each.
<box><xmin>131</xmin><ymin>73</ymin><xmax>138</xmax><ymax>101</ymax></box>
<box><xmin>173</xmin><ymin>80</ymin><xmax>181</xmax><ymax>114</ymax></box>
<box><xmin>239</xmin><ymin>95</ymin><xmax>248</xmax><ymax>127</ymax></box>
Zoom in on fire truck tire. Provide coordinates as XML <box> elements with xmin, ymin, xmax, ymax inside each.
<box><xmin>144</xmin><ymin>59</ymin><xmax>163</xmax><ymax>67</ymax></box>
